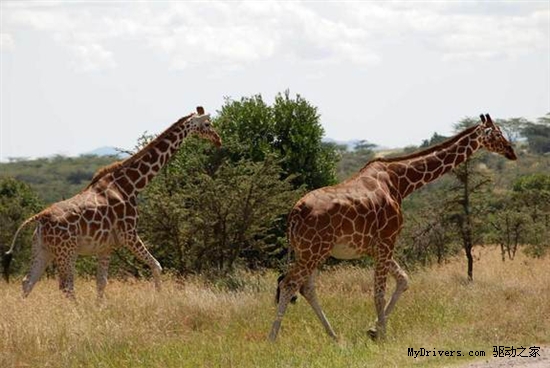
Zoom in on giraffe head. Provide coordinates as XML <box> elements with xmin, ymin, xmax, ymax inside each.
<box><xmin>188</xmin><ymin>106</ymin><xmax>222</xmax><ymax>147</ymax></box>
<box><xmin>478</xmin><ymin>114</ymin><xmax>517</xmax><ymax>160</ymax></box>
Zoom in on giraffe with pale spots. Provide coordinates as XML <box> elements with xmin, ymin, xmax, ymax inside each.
<box><xmin>270</xmin><ymin>114</ymin><xmax>517</xmax><ymax>341</ymax></box>
<box><xmin>3</xmin><ymin>107</ymin><xmax>221</xmax><ymax>299</ymax></box>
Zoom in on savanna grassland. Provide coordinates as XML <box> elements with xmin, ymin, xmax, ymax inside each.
<box><xmin>1</xmin><ymin>246</ymin><xmax>548</xmax><ymax>368</ymax></box>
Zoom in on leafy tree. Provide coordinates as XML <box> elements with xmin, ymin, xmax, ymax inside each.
<box><xmin>521</xmin><ymin>114</ymin><xmax>550</xmax><ymax>154</ymax></box>
<box><xmin>215</xmin><ymin>91</ymin><xmax>338</xmax><ymax>190</ymax></box>
<box><xmin>486</xmin><ymin>194</ymin><xmax>531</xmax><ymax>261</ymax></box>
<box><xmin>513</xmin><ymin>173</ymin><xmax>550</xmax><ymax>223</ymax></box>
<box><xmin>511</xmin><ymin>173</ymin><xmax>550</xmax><ymax>257</ymax></box>
<box><xmin>496</xmin><ymin>118</ymin><xmax>528</xmax><ymax>144</ymax></box>
<box><xmin>397</xmin><ymin>189</ymin><xmax>459</xmax><ymax>268</ymax></box>
<box><xmin>0</xmin><ymin>177</ymin><xmax>44</xmax><ymax>276</ymax></box>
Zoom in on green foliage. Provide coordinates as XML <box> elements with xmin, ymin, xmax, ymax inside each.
<box><xmin>485</xmin><ymin>194</ymin><xmax>531</xmax><ymax>261</ymax></box>
<box><xmin>139</xmin><ymin>140</ymin><xmax>303</xmax><ymax>276</ymax></box>
<box><xmin>396</xmin><ymin>187</ymin><xmax>461</xmax><ymax>269</ymax></box>
<box><xmin>520</xmin><ymin>114</ymin><xmax>550</xmax><ymax>154</ymax></box>
<box><xmin>215</xmin><ymin>91</ymin><xmax>338</xmax><ymax>190</ymax></box>
<box><xmin>511</xmin><ymin>173</ymin><xmax>550</xmax><ymax>257</ymax></box>
<box><xmin>0</xmin><ymin>155</ymin><xmax>120</xmax><ymax>203</ymax></box>
<box><xmin>0</xmin><ymin>177</ymin><xmax>44</xmax><ymax>275</ymax></box>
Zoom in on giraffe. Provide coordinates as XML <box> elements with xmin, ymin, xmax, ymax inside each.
<box><xmin>269</xmin><ymin>114</ymin><xmax>517</xmax><ymax>341</ymax></box>
<box><xmin>3</xmin><ymin>107</ymin><xmax>221</xmax><ymax>299</ymax></box>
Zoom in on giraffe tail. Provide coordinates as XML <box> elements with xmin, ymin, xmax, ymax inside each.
<box><xmin>3</xmin><ymin>214</ymin><xmax>40</xmax><ymax>283</ymax></box>
<box><xmin>2</xmin><ymin>252</ymin><xmax>13</xmax><ymax>283</ymax></box>
<box><xmin>275</xmin><ymin>273</ymin><xmax>298</xmax><ymax>305</ymax></box>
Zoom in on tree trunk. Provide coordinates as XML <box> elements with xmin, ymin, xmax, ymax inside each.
<box><xmin>465</xmin><ymin>242</ymin><xmax>473</xmax><ymax>281</ymax></box>
<box><xmin>461</xmin><ymin>161</ymin><xmax>474</xmax><ymax>281</ymax></box>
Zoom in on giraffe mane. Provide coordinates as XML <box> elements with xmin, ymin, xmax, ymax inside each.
<box><xmin>360</xmin><ymin>123</ymin><xmax>480</xmax><ymax>170</ymax></box>
<box><xmin>83</xmin><ymin>160</ymin><xmax>126</xmax><ymax>189</ymax></box>
<box><xmin>82</xmin><ymin>112</ymin><xmax>196</xmax><ymax>190</ymax></box>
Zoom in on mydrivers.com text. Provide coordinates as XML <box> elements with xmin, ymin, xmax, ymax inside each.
<box><xmin>408</xmin><ymin>346</ymin><xmax>541</xmax><ymax>360</ymax></box>
<box><xmin>408</xmin><ymin>347</ymin><xmax>485</xmax><ymax>359</ymax></box>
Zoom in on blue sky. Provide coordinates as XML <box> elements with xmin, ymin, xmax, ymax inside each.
<box><xmin>1</xmin><ymin>1</ymin><xmax>549</xmax><ymax>160</ymax></box>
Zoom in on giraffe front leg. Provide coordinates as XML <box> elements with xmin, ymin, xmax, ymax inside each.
<box><xmin>122</xmin><ymin>232</ymin><xmax>162</xmax><ymax>291</ymax></box>
<box><xmin>368</xmin><ymin>258</ymin><xmax>389</xmax><ymax>340</ymax></box>
<box><xmin>96</xmin><ymin>252</ymin><xmax>111</xmax><ymax>300</ymax></box>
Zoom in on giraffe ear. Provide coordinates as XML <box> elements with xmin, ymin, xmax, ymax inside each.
<box><xmin>483</xmin><ymin>127</ymin><xmax>493</xmax><ymax>136</ymax></box>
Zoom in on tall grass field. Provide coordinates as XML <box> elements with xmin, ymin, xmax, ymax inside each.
<box><xmin>1</xmin><ymin>246</ymin><xmax>548</xmax><ymax>367</ymax></box>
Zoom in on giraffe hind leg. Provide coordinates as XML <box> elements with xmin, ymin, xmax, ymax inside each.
<box><xmin>299</xmin><ymin>270</ymin><xmax>337</xmax><ymax>340</ymax></box>
<box><xmin>275</xmin><ymin>273</ymin><xmax>297</xmax><ymax>304</ymax></box>
<box><xmin>22</xmin><ymin>234</ymin><xmax>52</xmax><ymax>297</ymax></box>
<box><xmin>269</xmin><ymin>274</ymin><xmax>300</xmax><ymax>341</ymax></box>
<box><xmin>383</xmin><ymin>259</ymin><xmax>409</xmax><ymax>318</ymax></box>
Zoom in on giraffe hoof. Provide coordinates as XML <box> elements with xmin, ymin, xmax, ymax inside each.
<box><xmin>367</xmin><ymin>328</ymin><xmax>378</xmax><ymax>340</ymax></box>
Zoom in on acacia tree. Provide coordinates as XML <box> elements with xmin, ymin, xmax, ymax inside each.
<box><xmin>521</xmin><ymin>114</ymin><xmax>550</xmax><ymax>154</ymax></box>
<box><xmin>486</xmin><ymin>194</ymin><xmax>531</xmax><ymax>261</ymax></box>
<box><xmin>447</xmin><ymin>118</ymin><xmax>493</xmax><ymax>281</ymax></box>
<box><xmin>512</xmin><ymin>173</ymin><xmax>550</xmax><ymax>257</ymax></box>
<box><xmin>397</xmin><ymin>188</ymin><xmax>459</xmax><ymax>268</ymax></box>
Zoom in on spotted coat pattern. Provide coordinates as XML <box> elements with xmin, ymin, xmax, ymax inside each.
<box><xmin>269</xmin><ymin>114</ymin><xmax>517</xmax><ymax>341</ymax></box>
<box><xmin>5</xmin><ymin>108</ymin><xmax>221</xmax><ymax>299</ymax></box>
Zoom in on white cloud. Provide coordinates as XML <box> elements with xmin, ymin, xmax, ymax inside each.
<box><xmin>346</xmin><ymin>2</ymin><xmax>548</xmax><ymax>61</ymax></box>
<box><xmin>0</xmin><ymin>33</ymin><xmax>15</xmax><ymax>51</ymax></box>
<box><xmin>71</xmin><ymin>43</ymin><xmax>116</xmax><ymax>72</ymax></box>
<box><xmin>1</xmin><ymin>1</ymin><xmax>548</xmax><ymax>71</ymax></box>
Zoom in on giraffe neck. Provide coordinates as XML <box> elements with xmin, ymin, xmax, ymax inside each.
<box><xmin>111</xmin><ymin>114</ymin><xmax>195</xmax><ymax>197</ymax></box>
<box><xmin>385</xmin><ymin>124</ymin><xmax>483</xmax><ymax>199</ymax></box>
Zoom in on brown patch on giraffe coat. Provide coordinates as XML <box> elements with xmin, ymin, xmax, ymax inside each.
<box><xmin>135</xmin><ymin>176</ymin><xmax>147</xmax><ymax>190</ymax></box>
<box><xmin>157</xmin><ymin>140</ymin><xmax>169</xmax><ymax>152</ymax></box>
<box><xmin>340</xmin><ymin>217</ymin><xmax>354</xmax><ymax>235</ymax></box>
<box><xmin>443</xmin><ymin>153</ymin><xmax>456</xmax><ymax>165</ymax></box>
<box><xmin>405</xmin><ymin>168</ymin><xmax>423</xmax><ymax>183</ymax></box>
<box><xmin>126</xmin><ymin>169</ymin><xmax>140</xmax><ymax>183</ymax></box>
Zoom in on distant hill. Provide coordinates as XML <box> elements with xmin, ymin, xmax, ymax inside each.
<box><xmin>85</xmin><ymin>146</ymin><xmax>129</xmax><ymax>158</ymax></box>
<box><xmin>323</xmin><ymin>138</ymin><xmax>389</xmax><ymax>151</ymax></box>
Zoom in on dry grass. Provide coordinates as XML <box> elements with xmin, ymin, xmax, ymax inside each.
<box><xmin>1</xmin><ymin>246</ymin><xmax>549</xmax><ymax>368</ymax></box>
